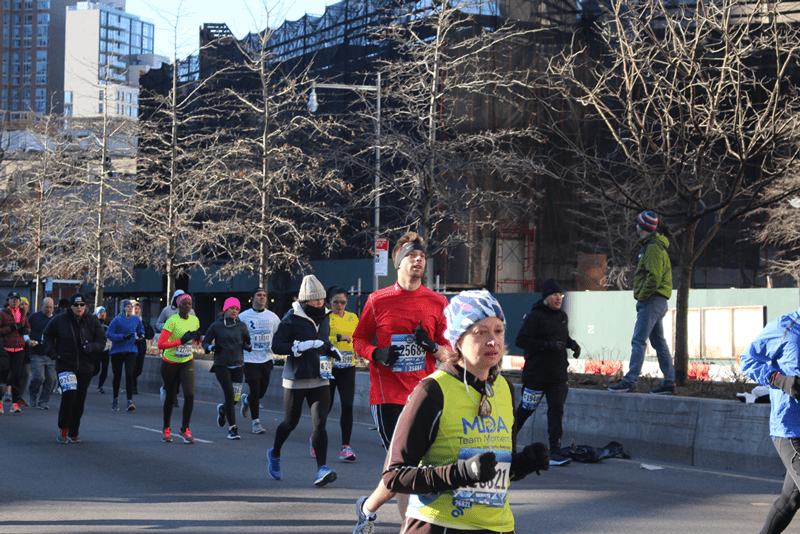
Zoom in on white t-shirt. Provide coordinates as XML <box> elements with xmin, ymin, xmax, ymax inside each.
<box><xmin>239</xmin><ymin>307</ymin><xmax>280</xmax><ymax>364</ymax></box>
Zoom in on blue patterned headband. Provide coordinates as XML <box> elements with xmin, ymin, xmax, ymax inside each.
<box><xmin>444</xmin><ymin>290</ymin><xmax>505</xmax><ymax>348</ymax></box>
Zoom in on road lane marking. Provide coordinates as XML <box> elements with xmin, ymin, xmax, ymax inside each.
<box><xmin>133</xmin><ymin>425</ymin><xmax>213</xmax><ymax>443</ymax></box>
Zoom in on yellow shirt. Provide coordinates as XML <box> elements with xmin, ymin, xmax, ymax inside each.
<box><xmin>329</xmin><ymin>311</ymin><xmax>358</xmax><ymax>368</ymax></box>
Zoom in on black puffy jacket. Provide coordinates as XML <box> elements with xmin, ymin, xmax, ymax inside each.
<box><xmin>515</xmin><ymin>299</ymin><xmax>577</xmax><ymax>384</ymax></box>
<box><xmin>43</xmin><ymin>308</ymin><xmax>107</xmax><ymax>375</ymax></box>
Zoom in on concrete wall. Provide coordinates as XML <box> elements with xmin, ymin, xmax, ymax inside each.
<box><xmin>130</xmin><ymin>357</ymin><xmax>783</xmax><ymax>477</ymax></box>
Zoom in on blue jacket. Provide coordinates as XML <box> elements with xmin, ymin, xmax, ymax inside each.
<box><xmin>273</xmin><ymin>302</ymin><xmax>334</xmax><ymax>381</ymax></box>
<box><xmin>107</xmin><ymin>315</ymin><xmax>144</xmax><ymax>355</ymax></box>
<box><xmin>740</xmin><ymin>308</ymin><xmax>800</xmax><ymax>438</ymax></box>
<box><xmin>28</xmin><ymin>311</ymin><xmax>54</xmax><ymax>356</ymax></box>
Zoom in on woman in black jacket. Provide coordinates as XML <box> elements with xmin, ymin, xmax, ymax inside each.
<box><xmin>267</xmin><ymin>275</ymin><xmax>341</xmax><ymax>487</ymax></box>
<box><xmin>42</xmin><ymin>293</ymin><xmax>107</xmax><ymax>444</ymax></box>
<box><xmin>203</xmin><ymin>297</ymin><xmax>251</xmax><ymax>440</ymax></box>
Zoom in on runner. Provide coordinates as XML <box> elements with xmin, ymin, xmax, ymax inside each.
<box><xmin>156</xmin><ymin>294</ymin><xmax>201</xmax><ymax>444</ymax></box>
<box><xmin>327</xmin><ymin>286</ymin><xmax>359</xmax><ymax>462</ymax></box>
<box><xmin>238</xmin><ymin>287</ymin><xmax>280</xmax><ymax>435</ymax></box>
<box><xmin>351</xmin><ymin>232</ymin><xmax>450</xmax><ymax>533</ymax></box>
<box><xmin>106</xmin><ymin>300</ymin><xmax>144</xmax><ymax>412</ymax></box>
<box><xmin>203</xmin><ymin>297</ymin><xmax>251</xmax><ymax>440</ymax></box>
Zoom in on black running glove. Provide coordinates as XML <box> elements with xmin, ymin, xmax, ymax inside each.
<box><xmin>546</xmin><ymin>340</ymin><xmax>566</xmax><ymax>351</ymax></box>
<box><xmin>771</xmin><ymin>371</ymin><xmax>800</xmax><ymax>400</ymax></box>
<box><xmin>372</xmin><ymin>345</ymin><xmax>403</xmax><ymax>367</ymax></box>
<box><xmin>414</xmin><ymin>321</ymin><xmax>437</xmax><ymax>353</ymax></box>
<box><xmin>180</xmin><ymin>332</ymin><xmax>194</xmax><ymax>344</ymax></box>
<box><xmin>82</xmin><ymin>342</ymin><xmax>94</xmax><ymax>354</ymax></box>
<box><xmin>123</xmin><ymin>333</ymin><xmax>134</xmax><ymax>341</ymax></box>
<box><xmin>511</xmin><ymin>442</ymin><xmax>550</xmax><ymax>480</ymax></box>
<box><xmin>455</xmin><ymin>451</ymin><xmax>497</xmax><ymax>486</ymax></box>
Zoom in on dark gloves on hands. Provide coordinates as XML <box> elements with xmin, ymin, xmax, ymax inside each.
<box><xmin>191</xmin><ymin>330</ymin><xmax>202</xmax><ymax>341</ymax></box>
<box><xmin>123</xmin><ymin>333</ymin><xmax>134</xmax><ymax>341</ymax></box>
<box><xmin>10</xmin><ymin>323</ymin><xmax>20</xmax><ymax>332</ymax></box>
<box><xmin>328</xmin><ymin>345</ymin><xmax>343</xmax><ymax>361</ymax></box>
<box><xmin>546</xmin><ymin>340</ymin><xmax>566</xmax><ymax>351</ymax></box>
<box><xmin>180</xmin><ymin>332</ymin><xmax>194</xmax><ymax>344</ymax></box>
<box><xmin>511</xmin><ymin>442</ymin><xmax>550</xmax><ymax>480</ymax></box>
<box><xmin>456</xmin><ymin>451</ymin><xmax>497</xmax><ymax>486</ymax></box>
<box><xmin>572</xmin><ymin>344</ymin><xmax>581</xmax><ymax>359</ymax></box>
<box><xmin>204</xmin><ymin>345</ymin><xmax>214</xmax><ymax>354</ymax></box>
<box><xmin>771</xmin><ymin>371</ymin><xmax>800</xmax><ymax>400</ymax></box>
<box><xmin>372</xmin><ymin>345</ymin><xmax>403</xmax><ymax>367</ymax></box>
<box><xmin>82</xmin><ymin>342</ymin><xmax>94</xmax><ymax>354</ymax></box>
<box><xmin>414</xmin><ymin>321</ymin><xmax>437</xmax><ymax>353</ymax></box>
<box><xmin>19</xmin><ymin>327</ymin><xmax>28</xmax><ymax>335</ymax></box>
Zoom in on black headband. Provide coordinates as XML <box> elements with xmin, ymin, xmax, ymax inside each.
<box><xmin>394</xmin><ymin>242</ymin><xmax>426</xmax><ymax>269</ymax></box>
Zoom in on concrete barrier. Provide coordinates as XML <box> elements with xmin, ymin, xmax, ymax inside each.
<box><xmin>129</xmin><ymin>355</ymin><xmax>783</xmax><ymax>477</ymax></box>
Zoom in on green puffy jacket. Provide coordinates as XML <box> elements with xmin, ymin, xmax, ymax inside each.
<box><xmin>633</xmin><ymin>232</ymin><xmax>672</xmax><ymax>301</ymax></box>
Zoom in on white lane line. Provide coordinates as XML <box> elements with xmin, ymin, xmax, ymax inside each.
<box><xmin>133</xmin><ymin>425</ymin><xmax>213</xmax><ymax>443</ymax></box>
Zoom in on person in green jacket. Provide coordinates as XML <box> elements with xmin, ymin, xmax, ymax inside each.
<box><xmin>609</xmin><ymin>210</ymin><xmax>676</xmax><ymax>394</ymax></box>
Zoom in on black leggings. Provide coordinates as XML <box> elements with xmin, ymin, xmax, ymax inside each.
<box><xmin>214</xmin><ymin>365</ymin><xmax>244</xmax><ymax>427</ymax></box>
<box><xmin>160</xmin><ymin>359</ymin><xmax>195</xmax><ymax>432</ymax></box>
<box><xmin>96</xmin><ymin>350</ymin><xmax>110</xmax><ymax>388</ymax></box>
<box><xmin>515</xmin><ymin>381</ymin><xmax>569</xmax><ymax>451</ymax></box>
<box><xmin>57</xmin><ymin>371</ymin><xmax>92</xmax><ymax>437</ymax></box>
<box><xmin>272</xmin><ymin>385</ymin><xmax>331</xmax><ymax>468</ymax></box>
<box><xmin>244</xmin><ymin>361</ymin><xmax>273</xmax><ymax>421</ymax></box>
<box><xmin>111</xmin><ymin>352</ymin><xmax>136</xmax><ymax>401</ymax></box>
<box><xmin>760</xmin><ymin>437</ymin><xmax>800</xmax><ymax>533</ymax></box>
<box><xmin>329</xmin><ymin>366</ymin><xmax>356</xmax><ymax>445</ymax></box>
<box><xmin>3</xmin><ymin>350</ymin><xmax>25</xmax><ymax>400</ymax></box>
<box><xmin>133</xmin><ymin>340</ymin><xmax>146</xmax><ymax>388</ymax></box>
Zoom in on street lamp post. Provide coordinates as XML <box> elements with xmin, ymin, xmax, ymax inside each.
<box><xmin>308</xmin><ymin>74</ymin><xmax>382</xmax><ymax>292</ymax></box>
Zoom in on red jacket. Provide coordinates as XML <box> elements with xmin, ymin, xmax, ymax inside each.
<box><xmin>0</xmin><ymin>306</ymin><xmax>29</xmax><ymax>351</ymax></box>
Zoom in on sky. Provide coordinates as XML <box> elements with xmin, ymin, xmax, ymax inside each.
<box><xmin>125</xmin><ymin>0</ymin><xmax>337</xmax><ymax>58</ymax></box>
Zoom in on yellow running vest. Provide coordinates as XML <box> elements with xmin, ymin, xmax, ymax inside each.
<box><xmin>406</xmin><ymin>370</ymin><xmax>515</xmax><ymax>532</ymax></box>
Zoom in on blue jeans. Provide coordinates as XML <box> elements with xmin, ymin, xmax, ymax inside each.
<box><xmin>28</xmin><ymin>353</ymin><xmax>56</xmax><ymax>406</ymax></box>
<box><xmin>623</xmin><ymin>296</ymin><xmax>675</xmax><ymax>387</ymax></box>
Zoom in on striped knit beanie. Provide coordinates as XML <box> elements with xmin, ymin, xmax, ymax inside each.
<box><xmin>637</xmin><ymin>210</ymin><xmax>658</xmax><ymax>232</ymax></box>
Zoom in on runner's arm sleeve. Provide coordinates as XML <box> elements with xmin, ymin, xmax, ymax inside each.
<box><xmin>157</xmin><ymin>329</ymin><xmax>182</xmax><ymax>350</ymax></box>
<box><xmin>382</xmin><ymin>378</ymin><xmax>471</xmax><ymax>494</ymax></box>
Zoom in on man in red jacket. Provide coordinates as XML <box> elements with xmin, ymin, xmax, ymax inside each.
<box><xmin>352</xmin><ymin>231</ymin><xmax>450</xmax><ymax>534</ymax></box>
<box><xmin>0</xmin><ymin>291</ymin><xmax>30</xmax><ymax>414</ymax></box>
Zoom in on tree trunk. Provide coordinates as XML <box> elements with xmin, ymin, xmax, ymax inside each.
<box><xmin>672</xmin><ymin>218</ymin><xmax>699</xmax><ymax>386</ymax></box>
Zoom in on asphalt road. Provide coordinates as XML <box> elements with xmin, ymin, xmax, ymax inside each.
<box><xmin>0</xmin><ymin>388</ymin><xmax>789</xmax><ymax>533</ymax></box>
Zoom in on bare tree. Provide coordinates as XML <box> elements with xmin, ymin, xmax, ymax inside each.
<box><xmin>543</xmin><ymin>0</ymin><xmax>800</xmax><ymax>383</ymax></box>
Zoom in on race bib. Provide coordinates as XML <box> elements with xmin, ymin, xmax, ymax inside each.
<box><xmin>174</xmin><ymin>344</ymin><xmax>193</xmax><ymax>357</ymax></box>
<box><xmin>233</xmin><ymin>382</ymin><xmax>243</xmax><ymax>402</ymax></box>
<box><xmin>452</xmin><ymin>448</ymin><xmax>511</xmax><ymax>509</ymax></box>
<box><xmin>521</xmin><ymin>388</ymin><xmax>544</xmax><ymax>411</ymax></box>
<box><xmin>252</xmin><ymin>332</ymin><xmax>271</xmax><ymax>351</ymax></box>
<box><xmin>58</xmin><ymin>372</ymin><xmax>78</xmax><ymax>392</ymax></box>
<box><xmin>320</xmin><ymin>357</ymin><xmax>333</xmax><ymax>379</ymax></box>
<box><xmin>333</xmin><ymin>350</ymin><xmax>354</xmax><ymax>368</ymax></box>
<box><xmin>390</xmin><ymin>334</ymin><xmax>426</xmax><ymax>373</ymax></box>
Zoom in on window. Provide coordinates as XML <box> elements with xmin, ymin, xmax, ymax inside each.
<box><xmin>98</xmin><ymin>103</ymin><xmax>103</xmax><ymax>113</ymax></box>
<box><xmin>36</xmin><ymin>25</ymin><xmax>47</xmax><ymax>47</ymax></box>
<box><xmin>35</xmin><ymin>50</ymin><xmax>46</xmax><ymax>84</ymax></box>
<box><xmin>126</xmin><ymin>93</ymin><xmax>131</xmax><ymax>103</ymax></box>
<box><xmin>126</xmin><ymin>106</ymin><xmax>130</xmax><ymax>116</ymax></box>
<box><xmin>37</xmin><ymin>0</ymin><xmax>50</xmax><ymax>8</ymax></box>
<box><xmin>99</xmin><ymin>90</ymin><xmax>104</xmax><ymax>100</ymax></box>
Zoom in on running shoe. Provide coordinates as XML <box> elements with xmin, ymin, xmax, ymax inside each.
<box><xmin>180</xmin><ymin>428</ymin><xmax>194</xmax><ymax>444</ymax></box>
<box><xmin>314</xmin><ymin>465</ymin><xmax>337</xmax><ymax>487</ymax></box>
<box><xmin>240</xmin><ymin>393</ymin><xmax>250</xmax><ymax>419</ymax></box>
<box><xmin>3</xmin><ymin>392</ymin><xmax>12</xmax><ymax>402</ymax></box>
<box><xmin>57</xmin><ymin>430</ymin><xmax>68</xmax><ymax>444</ymax></box>
<box><xmin>162</xmin><ymin>428</ymin><xmax>173</xmax><ymax>443</ymax></box>
<box><xmin>252</xmin><ymin>420</ymin><xmax>266</xmax><ymax>434</ymax></box>
<box><xmin>126</xmin><ymin>400</ymin><xmax>136</xmax><ymax>412</ymax></box>
<box><xmin>549</xmin><ymin>453</ymin><xmax>572</xmax><ymax>466</ymax></box>
<box><xmin>10</xmin><ymin>403</ymin><xmax>21</xmax><ymax>413</ymax></box>
<box><xmin>339</xmin><ymin>445</ymin><xmax>357</xmax><ymax>462</ymax></box>
<box><xmin>353</xmin><ymin>496</ymin><xmax>377</xmax><ymax>534</ymax></box>
<box><xmin>111</xmin><ymin>399</ymin><xmax>119</xmax><ymax>411</ymax></box>
<box><xmin>309</xmin><ymin>435</ymin><xmax>316</xmax><ymax>458</ymax></box>
<box><xmin>267</xmin><ymin>448</ymin><xmax>282</xmax><ymax>480</ymax></box>
<box><xmin>67</xmin><ymin>436</ymin><xmax>81</xmax><ymax>443</ymax></box>
<box><xmin>16</xmin><ymin>398</ymin><xmax>29</xmax><ymax>407</ymax></box>
<box><xmin>0</xmin><ymin>403</ymin><xmax>4</xmax><ymax>415</ymax></box>
<box><xmin>217</xmin><ymin>404</ymin><xmax>226</xmax><ymax>427</ymax></box>
<box><xmin>37</xmin><ymin>403</ymin><xmax>49</xmax><ymax>410</ymax></box>
<box><xmin>97</xmin><ymin>387</ymin><xmax>105</xmax><ymax>394</ymax></box>
<box><xmin>227</xmin><ymin>426</ymin><xmax>241</xmax><ymax>440</ymax></box>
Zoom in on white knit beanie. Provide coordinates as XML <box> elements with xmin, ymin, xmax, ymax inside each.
<box><xmin>298</xmin><ymin>275</ymin><xmax>326</xmax><ymax>301</ymax></box>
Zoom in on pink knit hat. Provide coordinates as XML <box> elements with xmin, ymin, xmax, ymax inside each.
<box><xmin>223</xmin><ymin>297</ymin><xmax>241</xmax><ymax>311</ymax></box>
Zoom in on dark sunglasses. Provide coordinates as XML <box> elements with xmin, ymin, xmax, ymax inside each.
<box><xmin>332</xmin><ymin>300</ymin><xmax>347</xmax><ymax>305</ymax></box>
<box><xmin>479</xmin><ymin>382</ymin><xmax>494</xmax><ymax>417</ymax></box>
<box><xmin>72</xmin><ymin>302</ymin><xmax>86</xmax><ymax>308</ymax></box>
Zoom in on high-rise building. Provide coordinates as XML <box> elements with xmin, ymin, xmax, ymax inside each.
<box><xmin>63</xmin><ymin>0</ymin><xmax>162</xmax><ymax>120</ymax></box>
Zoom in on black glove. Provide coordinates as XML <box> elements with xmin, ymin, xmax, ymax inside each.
<box><xmin>191</xmin><ymin>330</ymin><xmax>202</xmax><ymax>341</ymax></box>
<box><xmin>18</xmin><ymin>327</ymin><xmax>28</xmax><ymax>335</ymax></box>
<box><xmin>455</xmin><ymin>451</ymin><xmax>497</xmax><ymax>486</ymax></box>
<box><xmin>572</xmin><ymin>344</ymin><xmax>581</xmax><ymax>359</ymax></box>
<box><xmin>511</xmin><ymin>442</ymin><xmax>550</xmax><ymax>480</ymax></box>
<box><xmin>82</xmin><ymin>342</ymin><xmax>94</xmax><ymax>354</ymax></box>
<box><xmin>414</xmin><ymin>321</ymin><xmax>437</xmax><ymax>353</ymax></box>
<box><xmin>10</xmin><ymin>323</ymin><xmax>20</xmax><ymax>332</ymax></box>
<box><xmin>372</xmin><ymin>345</ymin><xmax>403</xmax><ymax>367</ymax></box>
<box><xmin>546</xmin><ymin>340</ymin><xmax>566</xmax><ymax>351</ymax></box>
<box><xmin>771</xmin><ymin>371</ymin><xmax>800</xmax><ymax>400</ymax></box>
<box><xmin>204</xmin><ymin>345</ymin><xmax>214</xmax><ymax>354</ymax></box>
<box><xmin>329</xmin><ymin>347</ymin><xmax>343</xmax><ymax>361</ymax></box>
<box><xmin>180</xmin><ymin>332</ymin><xmax>194</xmax><ymax>344</ymax></box>
<box><xmin>136</xmin><ymin>333</ymin><xmax>145</xmax><ymax>341</ymax></box>
<box><xmin>123</xmin><ymin>333</ymin><xmax>134</xmax><ymax>341</ymax></box>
